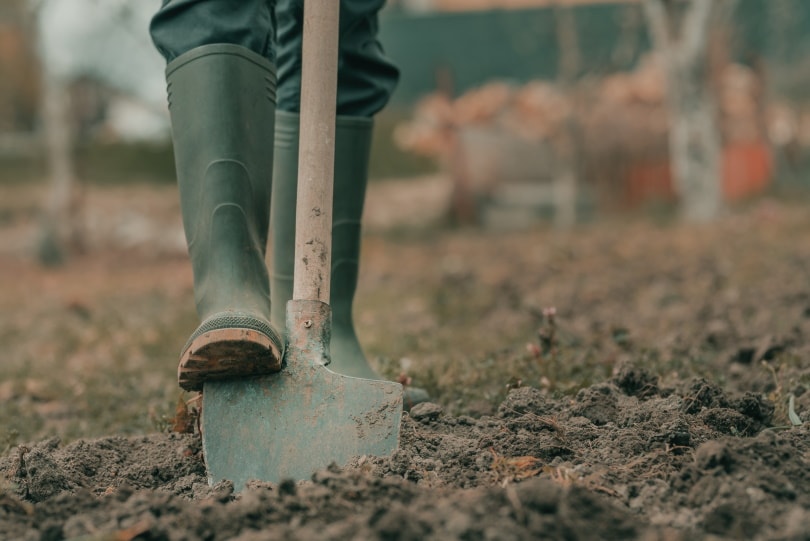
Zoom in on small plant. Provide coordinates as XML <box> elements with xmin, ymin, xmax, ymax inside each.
<box><xmin>788</xmin><ymin>394</ymin><xmax>803</xmax><ymax>426</ymax></box>
<box><xmin>763</xmin><ymin>361</ymin><xmax>792</xmax><ymax>425</ymax></box>
<box><xmin>168</xmin><ymin>394</ymin><xmax>201</xmax><ymax>435</ymax></box>
<box><xmin>538</xmin><ymin>306</ymin><xmax>558</xmax><ymax>357</ymax></box>
<box><xmin>760</xmin><ymin>361</ymin><xmax>805</xmax><ymax>430</ymax></box>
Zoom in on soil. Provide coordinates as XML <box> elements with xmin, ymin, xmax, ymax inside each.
<box><xmin>2</xmin><ymin>186</ymin><xmax>810</xmax><ymax>540</ymax></box>
<box><xmin>2</xmin><ymin>377</ymin><xmax>809</xmax><ymax>540</ymax></box>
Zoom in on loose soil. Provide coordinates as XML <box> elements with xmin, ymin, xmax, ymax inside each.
<box><xmin>2</xmin><ymin>185</ymin><xmax>810</xmax><ymax>540</ymax></box>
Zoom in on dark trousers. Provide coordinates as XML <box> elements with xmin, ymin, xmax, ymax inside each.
<box><xmin>150</xmin><ymin>0</ymin><xmax>399</xmax><ymax>116</ymax></box>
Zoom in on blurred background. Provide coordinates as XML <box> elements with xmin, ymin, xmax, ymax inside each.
<box><xmin>4</xmin><ymin>0</ymin><xmax>810</xmax><ymax>442</ymax></box>
<box><xmin>1</xmin><ymin>0</ymin><xmax>810</xmax><ymax>258</ymax></box>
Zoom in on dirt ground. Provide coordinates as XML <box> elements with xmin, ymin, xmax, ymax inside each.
<box><xmin>2</xmin><ymin>182</ymin><xmax>810</xmax><ymax>540</ymax></box>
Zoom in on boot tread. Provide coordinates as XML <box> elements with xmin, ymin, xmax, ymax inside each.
<box><xmin>179</xmin><ymin>327</ymin><xmax>282</xmax><ymax>392</ymax></box>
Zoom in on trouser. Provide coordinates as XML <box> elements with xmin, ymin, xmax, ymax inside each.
<box><xmin>149</xmin><ymin>0</ymin><xmax>399</xmax><ymax>116</ymax></box>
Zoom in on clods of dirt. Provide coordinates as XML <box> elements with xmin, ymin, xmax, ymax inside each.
<box><xmin>2</xmin><ymin>366</ymin><xmax>808</xmax><ymax>540</ymax></box>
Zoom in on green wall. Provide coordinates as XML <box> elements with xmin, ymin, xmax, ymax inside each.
<box><xmin>379</xmin><ymin>0</ymin><xmax>810</xmax><ymax>106</ymax></box>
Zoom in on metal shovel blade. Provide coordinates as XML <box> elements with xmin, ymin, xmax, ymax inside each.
<box><xmin>201</xmin><ymin>300</ymin><xmax>403</xmax><ymax>490</ymax></box>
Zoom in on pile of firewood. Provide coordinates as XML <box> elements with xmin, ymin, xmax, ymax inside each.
<box><xmin>394</xmin><ymin>81</ymin><xmax>572</xmax><ymax>158</ymax></box>
<box><xmin>395</xmin><ymin>53</ymin><xmax>767</xmax><ymax>163</ymax></box>
<box><xmin>719</xmin><ymin>63</ymin><xmax>766</xmax><ymax>143</ymax></box>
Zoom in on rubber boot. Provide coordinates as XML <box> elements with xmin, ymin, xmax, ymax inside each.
<box><xmin>271</xmin><ymin>112</ymin><xmax>372</xmax><ymax>377</ymax></box>
<box><xmin>167</xmin><ymin>44</ymin><xmax>283</xmax><ymax>391</ymax></box>
<box><xmin>271</xmin><ymin>112</ymin><xmax>429</xmax><ymax>406</ymax></box>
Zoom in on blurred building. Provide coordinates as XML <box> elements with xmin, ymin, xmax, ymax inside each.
<box><xmin>0</xmin><ymin>0</ymin><xmax>167</xmax><ymax>145</ymax></box>
<box><xmin>0</xmin><ymin>0</ymin><xmax>39</xmax><ymax>135</ymax></box>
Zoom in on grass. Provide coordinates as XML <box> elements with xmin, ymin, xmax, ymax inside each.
<box><xmin>0</xmin><ymin>266</ymin><xmax>197</xmax><ymax>444</ymax></box>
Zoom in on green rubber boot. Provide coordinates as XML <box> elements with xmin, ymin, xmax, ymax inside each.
<box><xmin>167</xmin><ymin>44</ymin><xmax>283</xmax><ymax>392</ymax></box>
<box><xmin>271</xmin><ymin>112</ymin><xmax>375</xmax><ymax>379</ymax></box>
<box><xmin>271</xmin><ymin>112</ymin><xmax>429</xmax><ymax>407</ymax></box>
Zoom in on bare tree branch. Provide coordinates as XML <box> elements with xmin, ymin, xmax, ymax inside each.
<box><xmin>641</xmin><ymin>0</ymin><xmax>670</xmax><ymax>52</ymax></box>
<box><xmin>683</xmin><ymin>0</ymin><xmax>740</xmax><ymax>63</ymax></box>
<box><xmin>681</xmin><ymin>0</ymin><xmax>716</xmax><ymax>64</ymax></box>
<box><xmin>551</xmin><ymin>0</ymin><xmax>581</xmax><ymax>228</ymax></box>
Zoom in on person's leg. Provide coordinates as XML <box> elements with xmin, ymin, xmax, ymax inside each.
<box><xmin>151</xmin><ymin>0</ymin><xmax>276</xmax><ymax>63</ymax></box>
<box><xmin>151</xmin><ymin>0</ymin><xmax>283</xmax><ymax>391</ymax></box>
<box><xmin>274</xmin><ymin>0</ymin><xmax>398</xmax><ymax>116</ymax></box>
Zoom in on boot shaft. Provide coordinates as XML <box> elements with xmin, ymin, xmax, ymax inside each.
<box><xmin>270</xmin><ymin>112</ymin><xmax>373</xmax><ymax>327</ymax></box>
<box><xmin>167</xmin><ymin>44</ymin><xmax>276</xmax><ymax>321</ymax></box>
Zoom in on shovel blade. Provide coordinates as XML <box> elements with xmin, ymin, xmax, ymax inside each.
<box><xmin>202</xmin><ymin>361</ymin><xmax>402</xmax><ymax>490</ymax></box>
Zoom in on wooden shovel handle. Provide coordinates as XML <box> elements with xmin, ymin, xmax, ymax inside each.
<box><xmin>293</xmin><ymin>0</ymin><xmax>340</xmax><ymax>303</ymax></box>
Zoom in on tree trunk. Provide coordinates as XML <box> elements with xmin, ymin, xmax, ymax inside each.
<box><xmin>766</xmin><ymin>0</ymin><xmax>799</xmax><ymax>178</ymax></box>
<box><xmin>38</xmin><ymin>73</ymin><xmax>79</xmax><ymax>265</ymax></box>
<box><xmin>643</xmin><ymin>0</ymin><xmax>737</xmax><ymax>223</ymax></box>
<box><xmin>33</xmin><ymin>0</ymin><xmax>84</xmax><ymax>266</ymax></box>
<box><xmin>551</xmin><ymin>0</ymin><xmax>581</xmax><ymax>229</ymax></box>
<box><xmin>668</xmin><ymin>53</ymin><xmax>723</xmax><ymax>223</ymax></box>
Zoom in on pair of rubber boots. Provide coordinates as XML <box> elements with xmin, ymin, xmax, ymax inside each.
<box><xmin>169</xmin><ymin>45</ymin><xmax>380</xmax><ymax>392</ymax></box>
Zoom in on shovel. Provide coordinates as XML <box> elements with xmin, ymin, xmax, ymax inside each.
<box><xmin>201</xmin><ymin>0</ymin><xmax>403</xmax><ymax>490</ymax></box>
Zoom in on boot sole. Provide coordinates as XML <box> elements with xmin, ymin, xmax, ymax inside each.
<box><xmin>179</xmin><ymin>328</ymin><xmax>282</xmax><ymax>392</ymax></box>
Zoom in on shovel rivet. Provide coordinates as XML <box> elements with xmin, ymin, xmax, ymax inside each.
<box><xmin>303</xmin><ymin>319</ymin><xmax>313</xmax><ymax>328</ymax></box>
